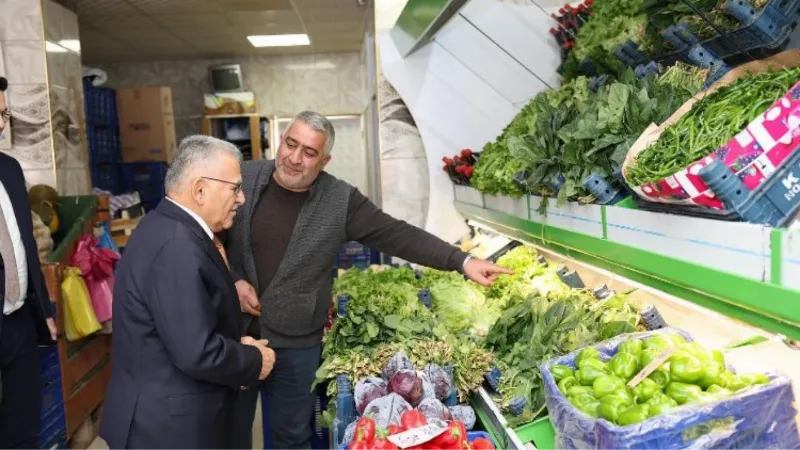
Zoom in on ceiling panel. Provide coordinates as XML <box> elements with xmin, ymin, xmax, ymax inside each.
<box><xmin>79</xmin><ymin>0</ymin><xmax>367</xmax><ymax>63</ymax></box>
<box><xmin>216</xmin><ymin>0</ymin><xmax>294</xmax><ymax>10</ymax></box>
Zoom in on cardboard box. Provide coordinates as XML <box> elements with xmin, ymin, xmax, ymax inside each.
<box><xmin>117</xmin><ymin>87</ymin><xmax>176</xmax><ymax>163</ymax></box>
<box><xmin>203</xmin><ymin>91</ymin><xmax>257</xmax><ymax>116</ymax></box>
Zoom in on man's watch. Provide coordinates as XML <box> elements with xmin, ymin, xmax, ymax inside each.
<box><xmin>462</xmin><ymin>255</ymin><xmax>474</xmax><ymax>273</ymax></box>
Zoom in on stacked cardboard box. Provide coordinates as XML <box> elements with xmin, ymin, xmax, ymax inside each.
<box><xmin>116</xmin><ymin>87</ymin><xmax>176</xmax><ymax>163</ymax></box>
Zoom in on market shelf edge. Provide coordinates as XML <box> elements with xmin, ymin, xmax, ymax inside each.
<box><xmin>453</xmin><ymin>186</ymin><xmax>800</xmax><ymax>340</ymax></box>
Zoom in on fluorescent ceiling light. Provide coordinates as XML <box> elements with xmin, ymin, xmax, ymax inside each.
<box><xmin>45</xmin><ymin>41</ymin><xmax>67</xmax><ymax>53</ymax></box>
<box><xmin>247</xmin><ymin>34</ymin><xmax>310</xmax><ymax>47</ymax></box>
<box><xmin>58</xmin><ymin>39</ymin><xmax>81</xmax><ymax>53</ymax></box>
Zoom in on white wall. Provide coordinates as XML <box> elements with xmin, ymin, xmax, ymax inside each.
<box><xmin>379</xmin><ymin>0</ymin><xmax>563</xmax><ymax>242</ymax></box>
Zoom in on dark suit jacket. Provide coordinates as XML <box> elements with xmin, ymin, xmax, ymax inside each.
<box><xmin>99</xmin><ymin>200</ymin><xmax>263</xmax><ymax>449</ymax></box>
<box><xmin>0</xmin><ymin>153</ymin><xmax>54</xmax><ymax>345</ymax></box>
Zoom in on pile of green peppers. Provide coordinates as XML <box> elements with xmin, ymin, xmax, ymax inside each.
<box><xmin>550</xmin><ymin>333</ymin><xmax>771</xmax><ymax>426</ymax></box>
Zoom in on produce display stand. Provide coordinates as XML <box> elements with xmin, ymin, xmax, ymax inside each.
<box><xmin>460</xmin><ymin>219</ymin><xmax>800</xmax><ymax>449</ymax></box>
<box><xmin>453</xmin><ymin>185</ymin><xmax>800</xmax><ymax>341</ymax></box>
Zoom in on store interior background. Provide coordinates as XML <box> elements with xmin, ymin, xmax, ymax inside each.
<box><xmin>0</xmin><ymin>0</ymin><xmax>601</xmax><ymax>246</ymax></box>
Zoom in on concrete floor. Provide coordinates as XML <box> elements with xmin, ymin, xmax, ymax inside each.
<box><xmin>88</xmin><ymin>398</ymin><xmax>265</xmax><ymax>449</ymax></box>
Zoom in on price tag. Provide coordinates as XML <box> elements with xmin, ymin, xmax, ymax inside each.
<box><xmin>627</xmin><ymin>347</ymin><xmax>677</xmax><ymax>388</ymax></box>
<box><xmin>387</xmin><ymin>421</ymin><xmax>448</xmax><ymax>449</ymax></box>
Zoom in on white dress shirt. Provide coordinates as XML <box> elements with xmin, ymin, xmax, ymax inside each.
<box><xmin>166</xmin><ymin>197</ymin><xmax>213</xmax><ymax>240</ymax></box>
<box><xmin>1</xmin><ymin>179</ymin><xmax>29</xmax><ymax>315</ymax></box>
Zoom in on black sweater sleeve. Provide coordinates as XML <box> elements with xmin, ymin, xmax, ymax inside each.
<box><xmin>345</xmin><ymin>189</ymin><xmax>468</xmax><ymax>272</ymax></box>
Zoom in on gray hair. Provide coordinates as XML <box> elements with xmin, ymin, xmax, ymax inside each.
<box><xmin>164</xmin><ymin>135</ymin><xmax>242</xmax><ymax>193</ymax></box>
<box><xmin>285</xmin><ymin>110</ymin><xmax>336</xmax><ymax>155</ymax></box>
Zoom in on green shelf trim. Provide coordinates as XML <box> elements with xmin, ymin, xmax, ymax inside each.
<box><xmin>456</xmin><ymin>201</ymin><xmax>800</xmax><ymax>340</ymax></box>
<box><xmin>771</xmin><ymin>228</ymin><xmax>783</xmax><ymax>286</ymax></box>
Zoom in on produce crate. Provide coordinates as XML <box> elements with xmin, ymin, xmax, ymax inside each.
<box><xmin>338</xmin><ymin>431</ymin><xmax>495</xmax><ymax>449</ymax></box>
<box><xmin>91</xmin><ymin>163</ymin><xmax>121</xmax><ymax>194</ymax></box>
<box><xmin>38</xmin><ymin>346</ymin><xmax>67</xmax><ymax>449</ymax></box>
<box><xmin>624</xmin><ymin>64</ymin><xmax>800</xmax><ymax>225</ymax></box>
<box><xmin>513</xmin><ymin>416</ymin><xmax>556</xmax><ymax>450</ymax></box>
<box><xmin>87</xmin><ymin>125</ymin><xmax>121</xmax><ymax>164</ymax></box>
<box><xmin>539</xmin><ymin>328</ymin><xmax>800</xmax><ymax>449</ymax></box>
<box><xmin>121</xmin><ymin>162</ymin><xmax>168</xmax><ymax>202</ymax></box>
<box><xmin>83</xmin><ymin>80</ymin><xmax>118</xmax><ymax>126</ymax></box>
<box><xmin>336</xmin><ymin>242</ymin><xmax>380</xmax><ymax>270</ymax></box>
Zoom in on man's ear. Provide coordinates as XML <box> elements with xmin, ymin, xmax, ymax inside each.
<box><xmin>321</xmin><ymin>154</ymin><xmax>332</xmax><ymax>168</ymax></box>
<box><xmin>190</xmin><ymin>178</ymin><xmax>205</xmax><ymax>204</ymax></box>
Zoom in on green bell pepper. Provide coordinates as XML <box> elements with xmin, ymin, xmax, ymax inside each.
<box><xmin>727</xmin><ymin>375</ymin><xmax>749</xmax><ymax>392</ymax></box>
<box><xmin>683</xmin><ymin>342</ymin><xmax>712</xmax><ymax>363</ymax></box>
<box><xmin>632</xmin><ymin>378</ymin><xmax>660</xmax><ymax>403</ymax></box>
<box><xmin>576</xmin><ymin>400</ymin><xmax>600</xmax><ymax>417</ymax></box>
<box><xmin>648</xmin><ymin>367</ymin><xmax>671</xmax><ymax>389</ymax></box>
<box><xmin>551</xmin><ymin>365</ymin><xmax>575</xmax><ymax>383</ymax></box>
<box><xmin>602</xmin><ymin>387</ymin><xmax>635</xmax><ymax>406</ymax></box>
<box><xmin>717</xmin><ymin>370</ymin><xmax>735</xmax><ymax>389</ymax></box>
<box><xmin>665</xmin><ymin>382</ymin><xmax>703</xmax><ymax>405</ymax></box>
<box><xmin>577</xmin><ymin>347</ymin><xmax>601</xmax><ymax>364</ymax></box>
<box><xmin>569</xmin><ymin>393</ymin><xmax>598</xmax><ymax>417</ymax></box>
<box><xmin>558</xmin><ymin>376</ymin><xmax>579</xmax><ymax>394</ymax></box>
<box><xmin>696</xmin><ymin>361</ymin><xmax>722</xmax><ymax>389</ymax></box>
<box><xmin>577</xmin><ymin>366</ymin><xmax>607</xmax><ymax>386</ymax></box>
<box><xmin>670</xmin><ymin>354</ymin><xmax>704</xmax><ymax>383</ymax></box>
<box><xmin>739</xmin><ymin>373</ymin><xmax>770</xmax><ymax>386</ymax></box>
<box><xmin>706</xmin><ymin>384</ymin><xmax>732</xmax><ymax>396</ymax></box>
<box><xmin>646</xmin><ymin>392</ymin><xmax>677</xmax><ymax>417</ymax></box>
<box><xmin>609</xmin><ymin>352</ymin><xmax>638</xmax><ymax>381</ymax></box>
<box><xmin>667</xmin><ymin>334</ymin><xmax>687</xmax><ymax>346</ymax></box>
<box><xmin>577</xmin><ymin>357</ymin><xmax>607</xmax><ymax>371</ymax></box>
<box><xmin>643</xmin><ymin>335</ymin><xmax>675</xmax><ymax>352</ymax></box>
<box><xmin>567</xmin><ymin>385</ymin><xmax>595</xmax><ymax>398</ymax></box>
<box><xmin>617</xmin><ymin>404</ymin><xmax>651</xmax><ymax>426</ymax></box>
<box><xmin>711</xmin><ymin>349</ymin><xmax>725</xmax><ymax>367</ymax></box>
<box><xmin>638</xmin><ymin>347</ymin><xmax>662</xmax><ymax>371</ymax></box>
<box><xmin>593</xmin><ymin>375</ymin><xmax>625</xmax><ymax>399</ymax></box>
<box><xmin>597</xmin><ymin>395</ymin><xmax>629</xmax><ymax>422</ymax></box>
<box><xmin>619</xmin><ymin>340</ymin><xmax>643</xmax><ymax>358</ymax></box>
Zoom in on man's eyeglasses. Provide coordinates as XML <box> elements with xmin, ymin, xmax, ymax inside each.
<box><xmin>201</xmin><ymin>176</ymin><xmax>242</xmax><ymax>195</ymax></box>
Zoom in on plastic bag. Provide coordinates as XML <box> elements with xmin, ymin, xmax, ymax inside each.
<box><xmin>423</xmin><ymin>363</ymin><xmax>453</xmax><ymax>400</ymax></box>
<box><xmin>71</xmin><ymin>234</ymin><xmax>120</xmax><ymax>323</ymax></box>
<box><xmin>539</xmin><ymin>328</ymin><xmax>800</xmax><ymax>449</ymax></box>
<box><xmin>61</xmin><ymin>267</ymin><xmax>102</xmax><ymax>341</ymax></box>
<box><xmin>383</xmin><ymin>351</ymin><xmax>414</xmax><ymax>380</ymax></box>
<box><xmin>355</xmin><ymin>377</ymin><xmax>388</xmax><ymax>415</ymax></box>
<box><xmin>448</xmin><ymin>405</ymin><xmax>477</xmax><ymax>430</ymax></box>
<box><xmin>362</xmin><ymin>393</ymin><xmax>412</xmax><ymax>430</ymax></box>
<box><xmin>96</xmin><ymin>222</ymin><xmax>118</xmax><ymax>253</ymax></box>
<box><xmin>416</xmin><ymin>398</ymin><xmax>451</xmax><ymax>422</ymax></box>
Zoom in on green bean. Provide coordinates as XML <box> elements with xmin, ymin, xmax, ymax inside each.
<box><xmin>627</xmin><ymin>68</ymin><xmax>800</xmax><ymax>186</ymax></box>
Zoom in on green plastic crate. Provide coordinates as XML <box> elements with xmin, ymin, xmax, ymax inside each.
<box><xmin>514</xmin><ymin>416</ymin><xmax>555</xmax><ymax>450</ymax></box>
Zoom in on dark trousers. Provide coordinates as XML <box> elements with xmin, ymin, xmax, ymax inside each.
<box><xmin>232</xmin><ymin>345</ymin><xmax>321</xmax><ymax>449</ymax></box>
<box><xmin>0</xmin><ymin>305</ymin><xmax>40</xmax><ymax>449</ymax></box>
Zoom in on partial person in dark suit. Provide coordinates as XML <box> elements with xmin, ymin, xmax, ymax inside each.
<box><xmin>99</xmin><ymin>135</ymin><xmax>275</xmax><ymax>449</ymax></box>
<box><xmin>0</xmin><ymin>75</ymin><xmax>58</xmax><ymax>449</ymax></box>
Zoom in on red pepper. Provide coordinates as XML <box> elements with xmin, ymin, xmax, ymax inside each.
<box><xmin>464</xmin><ymin>166</ymin><xmax>474</xmax><ymax>177</ymax></box>
<box><xmin>431</xmin><ymin>421</ymin><xmax>464</xmax><ymax>449</ymax></box>
<box><xmin>350</xmin><ymin>441</ymin><xmax>371</xmax><ymax>450</ymax></box>
<box><xmin>372</xmin><ymin>438</ymin><xmax>399</xmax><ymax>449</ymax></box>
<box><xmin>400</xmin><ymin>410</ymin><xmax>427</xmax><ymax>430</ymax></box>
<box><xmin>471</xmin><ymin>437</ymin><xmax>495</xmax><ymax>449</ymax></box>
<box><xmin>387</xmin><ymin>425</ymin><xmax>403</xmax><ymax>436</ymax></box>
<box><xmin>461</xmin><ymin>149</ymin><xmax>473</xmax><ymax>159</ymax></box>
<box><xmin>354</xmin><ymin>417</ymin><xmax>376</xmax><ymax>443</ymax></box>
<box><xmin>453</xmin><ymin>155</ymin><xmax>461</xmax><ymax>162</ymax></box>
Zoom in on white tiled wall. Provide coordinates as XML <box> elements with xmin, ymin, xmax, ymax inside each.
<box><xmin>378</xmin><ymin>0</ymin><xmax>562</xmax><ymax>242</ymax></box>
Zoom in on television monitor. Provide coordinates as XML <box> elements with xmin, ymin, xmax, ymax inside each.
<box><xmin>209</xmin><ymin>64</ymin><xmax>243</xmax><ymax>93</ymax></box>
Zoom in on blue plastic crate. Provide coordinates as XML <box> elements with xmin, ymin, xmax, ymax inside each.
<box><xmin>121</xmin><ymin>162</ymin><xmax>168</xmax><ymax>201</ymax></box>
<box><xmin>336</xmin><ymin>242</ymin><xmax>379</xmax><ymax>270</ymax></box>
<box><xmin>83</xmin><ymin>80</ymin><xmax>118</xmax><ymax>126</ymax></box>
<box><xmin>87</xmin><ymin>125</ymin><xmax>121</xmax><ymax>164</ymax></box>
<box><xmin>91</xmin><ymin>163</ymin><xmax>121</xmax><ymax>194</ymax></box>
<box><xmin>540</xmin><ymin>328</ymin><xmax>800</xmax><ymax>449</ymax></box>
<box><xmin>37</xmin><ymin>346</ymin><xmax>66</xmax><ymax>450</ymax></box>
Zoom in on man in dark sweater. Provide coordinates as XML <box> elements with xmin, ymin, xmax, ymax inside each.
<box><xmin>223</xmin><ymin>110</ymin><xmax>510</xmax><ymax>449</ymax></box>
